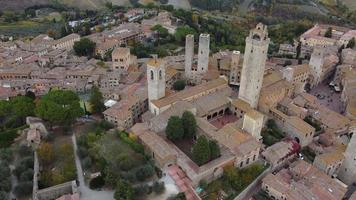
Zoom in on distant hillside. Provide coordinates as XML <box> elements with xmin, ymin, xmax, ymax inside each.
<box><xmin>0</xmin><ymin>0</ymin><xmax>131</xmax><ymax>11</ymax></box>
<box><xmin>189</xmin><ymin>0</ymin><xmax>239</xmax><ymax>11</ymax></box>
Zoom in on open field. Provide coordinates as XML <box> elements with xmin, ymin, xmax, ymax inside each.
<box><xmin>0</xmin><ymin>0</ymin><xmax>131</xmax><ymax>11</ymax></box>
<box><xmin>0</xmin><ymin>20</ymin><xmax>61</xmax><ymax>37</ymax></box>
<box><xmin>340</xmin><ymin>0</ymin><xmax>356</xmax><ymax>11</ymax></box>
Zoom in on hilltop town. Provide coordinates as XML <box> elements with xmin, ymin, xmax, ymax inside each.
<box><xmin>0</xmin><ymin>3</ymin><xmax>356</xmax><ymax>200</ymax></box>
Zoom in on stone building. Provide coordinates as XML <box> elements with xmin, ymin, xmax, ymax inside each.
<box><xmin>309</xmin><ymin>46</ymin><xmax>339</xmax><ymax>86</ymax></box>
<box><xmin>184</xmin><ymin>34</ymin><xmax>194</xmax><ymax>79</ymax></box>
<box><xmin>147</xmin><ymin>59</ymin><xmax>166</xmax><ymax>114</ymax></box>
<box><xmin>282</xmin><ymin>64</ymin><xmax>310</xmax><ymax>95</ymax></box>
<box><xmin>210</xmin><ymin>50</ymin><xmax>242</xmax><ymax>86</ymax></box>
<box><xmin>338</xmin><ymin>125</ymin><xmax>356</xmax><ymax>185</ymax></box>
<box><xmin>269</xmin><ymin>108</ymin><xmax>315</xmax><ymax>147</ymax></box>
<box><xmin>184</xmin><ymin>34</ymin><xmax>210</xmax><ymax>84</ymax></box>
<box><xmin>262</xmin><ymin>160</ymin><xmax>347</xmax><ymax>200</ymax></box>
<box><xmin>261</xmin><ymin>139</ymin><xmax>300</xmax><ymax>169</ymax></box>
<box><xmin>112</xmin><ymin>47</ymin><xmax>137</xmax><ymax>72</ymax></box>
<box><xmin>313</xmin><ymin>145</ymin><xmax>345</xmax><ymax>177</ymax></box>
<box><xmin>51</xmin><ymin>33</ymin><xmax>80</xmax><ymax>50</ymax></box>
<box><xmin>242</xmin><ymin>109</ymin><xmax>264</xmax><ymax>141</ymax></box>
<box><xmin>197</xmin><ymin>34</ymin><xmax>210</xmax><ymax>74</ymax></box>
<box><xmin>239</xmin><ymin>23</ymin><xmax>270</xmax><ymax>108</ymax></box>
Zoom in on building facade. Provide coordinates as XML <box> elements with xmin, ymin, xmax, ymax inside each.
<box><xmin>239</xmin><ymin>23</ymin><xmax>270</xmax><ymax>108</ymax></box>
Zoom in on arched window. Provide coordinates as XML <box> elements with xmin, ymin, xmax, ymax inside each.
<box><xmin>159</xmin><ymin>70</ymin><xmax>162</xmax><ymax>80</ymax></box>
<box><xmin>150</xmin><ymin>70</ymin><xmax>154</xmax><ymax>80</ymax></box>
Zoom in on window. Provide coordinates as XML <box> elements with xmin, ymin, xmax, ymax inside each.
<box><xmin>159</xmin><ymin>70</ymin><xmax>162</xmax><ymax>80</ymax></box>
<box><xmin>150</xmin><ymin>70</ymin><xmax>154</xmax><ymax>80</ymax></box>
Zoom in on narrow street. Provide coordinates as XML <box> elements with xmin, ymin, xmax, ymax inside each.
<box><xmin>71</xmin><ymin>135</ymin><xmax>114</xmax><ymax>200</ymax></box>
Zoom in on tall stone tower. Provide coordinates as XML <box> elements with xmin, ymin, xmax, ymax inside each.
<box><xmin>239</xmin><ymin>23</ymin><xmax>270</xmax><ymax>108</ymax></box>
<box><xmin>338</xmin><ymin>127</ymin><xmax>356</xmax><ymax>185</ymax></box>
<box><xmin>185</xmin><ymin>34</ymin><xmax>194</xmax><ymax>78</ymax></box>
<box><xmin>197</xmin><ymin>34</ymin><xmax>210</xmax><ymax>73</ymax></box>
<box><xmin>147</xmin><ymin>58</ymin><xmax>165</xmax><ymax>114</ymax></box>
<box><xmin>229</xmin><ymin>50</ymin><xmax>241</xmax><ymax>86</ymax></box>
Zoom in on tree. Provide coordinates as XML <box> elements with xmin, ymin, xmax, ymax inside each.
<box><xmin>152</xmin><ymin>181</ymin><xmax>165</xmax><ymax>194</ymax></box>
<box><xmin>173</xmin><ymin>80</ymin><xmax>186</xmax><ymax>91</ymax></box>
<box><xmin>324</xmin><ymin>27</ymin><xmax>332</xmax><ymax>38</ymax></box>
<box><xmin>346</xmin><ymin>37</ymin><xmax>355</xmax><ymax>49</ymax></box>
<box><xmin>37</xmin><ymin>142</ymin><xmax>55</xmax><ymax>165</ymax></box>
<box><xmin>151</xmin><ymin>24</ymin><xmax>169</xmax><ymax>38</ymax></box>
<box><xmin>14</xmin><ymin>181</ymin><xmax>32</xmax><ymax>197</ymax></box>
<box><xmin>166</xmin><ymin>116</ymin><xmax>184</xmax><ymax>140</ymax></box>
<box><xmin>36</xmin><ymin>90</ymin><xmax>83</xmax><ymax>126</ymax></box>
<box><xmin>73</xmin><ymin>38</ymin><xmax>96</xmax><ymax>57</ymax></box>
<box><xmin>135</xmin><ymin>165</ymin><xmax>155</xmax><ymax>181</ymax></box>
<box><xmin>209</xmin><ymin>140</ymin><xmax>220</xmax><ymax>159</ymax></box>
<box><xmin>175</xmin><ymin>26</ymin><xmax>197</xmax><ymax>44</ymax></box>
<box><xmin>114</xmin><ymin>179</ymin><xmax>134</xmax><ymax>200</ymax></box>
<box><xmin>11</xmin><ymin>96</ymin><xmax>35</xmax><ymax>123</ymax></box>
<box><xmin>181</xmin><ymin>111</ymin><xmax>196</xmax><ymax>138</ymax></box>
<box><xmin>192</xmin><ymin>136</ymin><xmax>211</xmax><ymax>166</ymax></box>
<box><xmin>89</xmin><ymin>86</ymin><xmax>105</xmax><ymax>114</ymax></box>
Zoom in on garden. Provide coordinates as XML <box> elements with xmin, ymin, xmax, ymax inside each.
<box><xmin>261</xmin><ymin>119</ymin><xmax>286</xmax><ymax>147</ymax></box>
<box><xmin>37</xmin><ymin>137</ymin><xmax>77</xmax><ymax>189</ymax></box>
<box><xmin>76</xmin><ymin>121</ymin><xmax>165</xmax><ymax>199</ymax></box>
<box><xmin>166</xmin><ymin>111</ymin><xmax>221</xmax><ymax>166</ymax></box>
<box><xmin>202</xmin><ymin>163</ymin><xmax>268</xmax><ymax>200</ymax></box>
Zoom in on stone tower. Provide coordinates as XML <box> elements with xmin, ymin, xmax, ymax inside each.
<box><xmin>185</xmin><ymin>34</ymin><xmax>194</xmax><ymax>78</ymax></box>
<box><xmin>338</xmin><ymin>127</ymin><xmax>356</xmax><ymax>185</ymax></box>
<box><xmin>197</xmin><ymin>34</ymin><xmax>210</xmax><ymax>73</ymax></box>
<box><xmin>239</xmin><ymin>23</ymin><xmax>270</xmax><ymax>108</ymax></box>
<box><xmin>147</xmin><ymin>58</ymin><xmax>166</xmax><ymax>114</ymax></box>
<box><xmin>229</xmin><ymin>50</ymin><xmax>241</xmax><ymax>86</ymax></box>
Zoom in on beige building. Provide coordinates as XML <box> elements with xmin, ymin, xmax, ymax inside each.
<box><xmin>258</xmin><ymin>70</ymin><xmax>294</xmax><ymax>114</ymax></box>
<box><xmin>242</xmin><ymin>109</ymin><xmax>264</xmax><ymax>140</ymax></box>
<box><xmin>239</xmin><ymin>23</ymin><xmax>270</xmax><ymax>108</ymax></box>
<box><xmin>112</xmin><ymin>47</ymin><xmax>137</xmax><ymax>72</ymax></box>
<box><xmin>150</xmin><ymin>77</ymin><xmax>229</xmax><ymax>115</ymax></box>
<box><xmin>313</xmin><ymin>145</ymin><xmax>345</xmax><ymax>177</ymax></box>
<box><xmin>210</xmin><ymin>50</ymin><xmax>242</xmax><ymax>86</ymax></box>
<box><xmin>103</xmin><ymin>94</ymin><xmax>148</xmax><ymax>130</ymax></box>
<box><xmin>262</xmin><ymin>160</ymin><xmax>347</xmax><ymax>200</ymax></box>
<box><xmin>269</xmin><ymin>108</ymin><xmax>315</xmax><ymax>147</ymax></box>
<box><xmin>261</xmin><ymin>140</ymin><xmax>300</xmax><ymax>169</ymax></box>
<box><xmin>309</xmin><ymin>46</ymin><xmax>339</xmax><ymax>86</ymax></box>
<box><xmin>51</xmin><ymin>33</ymin><xmax>80</xmax><ymax>50</ymax></box>
<box><xmin>282</xmin><ymin>64</ymin><xmax>310</xmax><ymax>95</ymax></box>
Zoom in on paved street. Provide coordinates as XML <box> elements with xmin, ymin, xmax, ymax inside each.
<box><xmin>72</xmin><ymin>135</ymin><xmax>114</xmax><ymax>200</ymax></box>
<box><xmin>309</xmin><ymin>82</ymin><xmax>344</xmax><ymax>114</ymax></box>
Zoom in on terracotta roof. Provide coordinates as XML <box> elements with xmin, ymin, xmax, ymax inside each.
<box><xmin>151</xmin><ymin>77</ymin><xmax>228</xmax><ymax>108</ymax></box>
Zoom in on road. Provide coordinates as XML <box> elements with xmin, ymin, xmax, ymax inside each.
<box><xmin>72</xmin><ymin>135</ymin><xmax>114</xmax><ymax>200</ymax></box>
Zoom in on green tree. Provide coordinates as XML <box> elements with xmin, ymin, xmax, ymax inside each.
<box><xmin>209</xmin><ymin>140</ymin><xmax>220</xmax><ymax>159</ymax></box>
<box><xmin>89</xmin><ymin>86</ymin><xmax>105</xmax><ymax>114</ymax></box>
<box><xmin>346</xmin><ymin>37</ymin><xmax>355</xmax><ymax>49</ymax></box>
<box><xmin>12</xmin><ymin>96</ymin><xmax>35</xmax><ymax>123</ymax></box>
<box><xmin>175</xmin><ymin>26</ymin><xmax>197</xmax><ymax>44</ymax></box>
<box><xmin>114</xmin><ymin>179</ymin><xmax>134</xmax><ymax>200</ymax></box>
<box><xmin>166</xmin><ymin>116</ymin><xmax>184</xmax><ymax>140</ymax></box>
<box><xmin>192</xmin><ymin>136</ymin><xmax>211</xmax><ymax>166</ymax></box>
<box><xmin>73</xmin><ymin>38</ymin><xmax>96</xmax><ymax>57</ymax></box>
<box><xmin>35</xmin><ymin>90</ymin><xmax>83</xmax><ymax>126</ymax></box>
<box><xmin>324</xmin><ymin>27</ymin><xmax>332</xmax><ymax>38</ymax></box>
<box><xmin>151</xmin><ymin>24</ymin><xmax>169</xmax><ymax>38</ymax></box>
<box><xmin>37</xmin><ymin>142</ymin><xmax>55</xmax><ymax>165</ymax></box>
<box><xmin>173</xmin><ymin>80</ymin><xmax>186</xmax><ymax>91</ymax></box>
<box><xmin>181</xmin><ymin>111</ymin><xmax>196</xmax><ymax>138</ymax></box>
